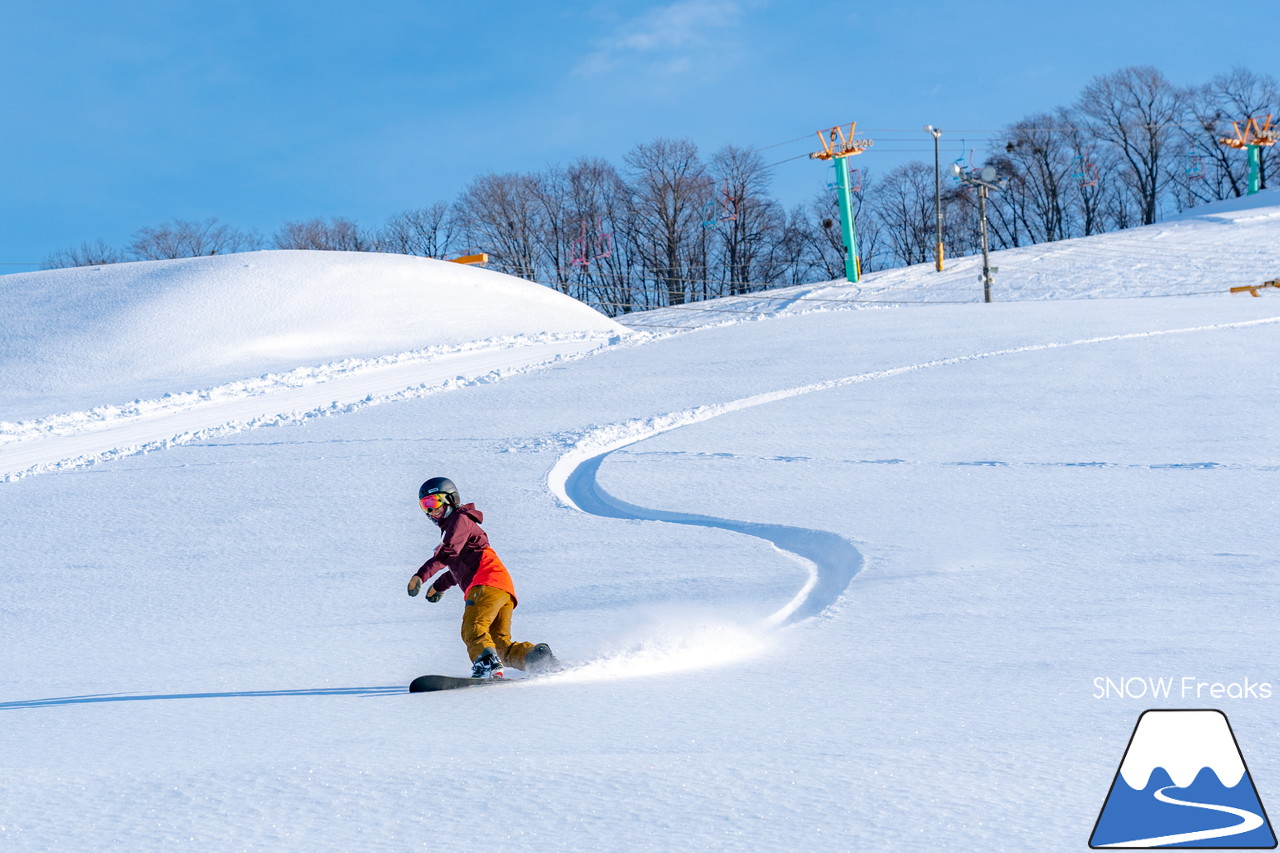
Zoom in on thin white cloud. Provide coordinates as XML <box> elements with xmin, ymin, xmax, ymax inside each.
<box><xmin>575</xmin><ymin>0</ymin><xmax>746</xmax><ymax>78</ymax></box>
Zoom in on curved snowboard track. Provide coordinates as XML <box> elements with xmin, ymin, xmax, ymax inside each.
<box><xmin>563</xmin><ymin>452</ymin><xmax>860</xmax><ymax>626</ymax></box>
<box><xmin>549</xmin><ymin>315</ymin><xmax>1280</xmax><ymax>628</ymax></box>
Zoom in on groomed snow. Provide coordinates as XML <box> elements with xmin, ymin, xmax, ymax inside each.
<box><xmin>624</xmin><ymin>187</ymin><xmax>1280</xmax><ymax>330</ymax></box>
<box><xmin>1</xmin><ymin>197</ymin><xmax>1279</xmax><ymax>852</ymax></box>
<box><xmin>0</xmin><ymin>249</ymin><xmax>624</xmax><ymax>419</ymax></box>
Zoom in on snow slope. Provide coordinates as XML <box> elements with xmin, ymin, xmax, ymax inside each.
<box><xmin>0</xmin><ymin>249</ymin><xmax>624</xmax><ymax>419</ymax></box>
<box><xmin>0</xmin><ymin>250</ymin><xmax>626</xmax><ymax>481</ymax></box>
<box><xmin>625</xmin><ymin>187</ymin><xmax>1280</xmax><ymax>331</ymax></box>
<box><xmin>2</xmin><ymin>202</ymin><xmax>1279</xmax><ymax>852</ymax></box>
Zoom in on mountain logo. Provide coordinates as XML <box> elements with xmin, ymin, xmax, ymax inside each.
<box><xmin>1091</xmin><ymin>709</ymin><xmax>1276</xmax><ymax>849</ymax></box>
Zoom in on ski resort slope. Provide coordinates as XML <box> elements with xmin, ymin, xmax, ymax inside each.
<box><xmin>0</xmin><ymin>249</ymin><xmax>625</xmax><ymax>421</ymax></box>
<box><xmin>0</xmin><ymin>251</ymin><xmax>627</xmax><ymax>481</ymax></box>
<box><xmin>626</xmin><ymin>187</ymin><xmax>1280</xmax><ymax>330</ymax></box>
<box><xmin>2</xmin><ymin>197</ymin><xmax>1280</xmax><ymax>852</ymax></box>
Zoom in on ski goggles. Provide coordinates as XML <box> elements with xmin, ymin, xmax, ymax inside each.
<box><xmin>420</xmin><ymin>494</ymin><xmax>449</xmax><ymax>512</ymax></box>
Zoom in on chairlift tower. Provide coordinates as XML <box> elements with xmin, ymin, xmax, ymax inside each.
<box><xmin>1219</xmin><ymin>114</ymin><xmax>1277</xmax><ymax>195</ymax></box>
<box><xmin>810</xmin><ymin>122</ymin><xmax>873</xmax><ymax>283</ymax></box>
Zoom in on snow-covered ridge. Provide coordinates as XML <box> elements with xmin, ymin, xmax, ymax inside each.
<box><xmin>0</xmin><ymin>249</ymin><xmax>624</xmax><ymax>420</ymax></box>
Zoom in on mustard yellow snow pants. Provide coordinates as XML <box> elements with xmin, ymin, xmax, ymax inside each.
<box><xmin>461</xmin><ymin>585</ymin><xmax>536</xmax><ymax>670</ymax></box>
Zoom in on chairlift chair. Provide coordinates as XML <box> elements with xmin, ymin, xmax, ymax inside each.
<box><xmin>1073</xmin><ymin>155</ymin><xmax>1099</xmax><ymax>188</ymax></box>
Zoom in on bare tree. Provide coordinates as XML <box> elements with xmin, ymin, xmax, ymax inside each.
<box><xmin>454</xmin><ymin>173</ymin><xmax>543</xmax><ymax>280</ymax></box>
<box><xmin>849</xmin><ymin>175</ymin><xmax>884</xmax><ymax>275</ymax></box>
<box><xmin>1000</xmin><ymin>115</ymin><xmax>1075</xmax><ymax>243</ymax></box>
<box><xmin>1077</xmin><ymin>66</ymin><xmax>1183</xmax><ymax>225</ymax></box>
<box><xmin>377</xmin><ymin>203</ymin><xmax>459</xmax><ymax>258</ymax></box>
<box><xmin>527</xmin><ymin>166</ymin><xmax>577</xmax><ymax>295</ymax></box>
<box><xmin>563</xmin><ymin>157</ymin><xmax>634</xmax><ymax>314</ymax></box>
<box><xmin>872</xmin><ymin>161</ymin><xmax>936</xmax><ymax>267</ymax></box>
<box><xmin>272</xmin><ymin>217</ymin><xmax>370</xmax><ymax>251</ymax></box>
<box><xmin>623</xmin><ymin>137</ymin><xmax>708</xmax><ymax>306</ymax></box>
<box><xmin>129</xmin><ymin>217</ymin><xmax>262</xmax><ymax>259</ymax></box>
<box><xmin>706</xmin><ymin>145</ymin><xmax>787</xmax><ymax>295</ymax></box>
<box><xmin>1055</xmin><ymin>108</ymin><xmax>1114</xmax><ymax>237</ymax></box>
<box><xmin>942</xmin><ymin>183</ymin><xmax>981</xmax><ymax>259</ymax></box>
<box><xmin>41</xmin><ymin>239</ymin><xmax>126</xmax><ymax>269</ymax></box>
<box><xmin>45</xmin><ymin>63</ymin><xmax>1280</xmax><ymax>309</ymax></box>
<box><xmin>1176</xmin><ymin>67</ymin><xmax>1280</xmax><ymax>205</ymax></box>
<box><xmin>808</xmin><ymin>192</ymin><xmax>848</xmax><ymax>280</ymax></box>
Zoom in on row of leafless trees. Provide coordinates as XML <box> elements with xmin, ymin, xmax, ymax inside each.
<box><xmin>45</xmin><ymin>65</ymin><xmax>1276</xmax><ymax>315</ymax></box>
<box><xmin>43</xmin><ymin>217</ymin><xmax>370</xmax><ymax>268</ymax></box>
<box><xmin>869</xmin><ymin>65</ymin><xmax>1278</xmax><ymax>269</ymax></box>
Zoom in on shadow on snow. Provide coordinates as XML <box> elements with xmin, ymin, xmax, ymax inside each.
<box><xmin>0</xmin><ymin>686</ymin><xmax>403</xmax><ymax>710</ymax></box>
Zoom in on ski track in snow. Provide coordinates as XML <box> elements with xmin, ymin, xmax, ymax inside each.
<box><xmin>0</xmin><ymin>334</ymin><xmax>619</xmax><ymax>482</ymax></box>
<box><xmin>549</xmin><ymin>314</ymin><xmax>1280</xmax><ymax>632</ymax></box>
<box><xmin>6</xmin><ymin>311</ymin><xmax>1279</xmax><ymax>683</ymax></box>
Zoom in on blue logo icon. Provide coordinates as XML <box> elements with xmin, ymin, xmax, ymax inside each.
<box><xmin>1091</xmin><ymin>709</ymin><xmax>1276</xmax><ymax>848</ymax></box>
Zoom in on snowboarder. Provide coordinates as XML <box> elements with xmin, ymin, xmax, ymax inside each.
<box><xmin>407</xmin><ymin>477</ymin><xmax>558</xmax><ymax>678</ymax></box>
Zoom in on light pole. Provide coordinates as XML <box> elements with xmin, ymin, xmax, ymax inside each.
<box><xmin>925</xmin><ymin>125</ymin><xmax>943</xmax><ymax>271</ymax></box>
<box><xmin>949</xmin><ymin>163</ymin><xmax>1004</xmax><ymax>303</ymax></box>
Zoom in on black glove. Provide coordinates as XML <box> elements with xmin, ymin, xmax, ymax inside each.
<box><xmin>407</xmin><ymin>576</ymin><xmax>422</xmax><ymax>597</ymax></box>
<box><xmin>426</xmin><ymin>587</ymin><xmax>442</xmax><ymax>603</ymax></box>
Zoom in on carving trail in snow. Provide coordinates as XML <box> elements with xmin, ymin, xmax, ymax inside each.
<box><xmin>549</xmin><ymin>315</ymin><xmax>1280</xmax><ymax>626</ymax></box>
<box><xmin>0</xmin><ymin>335</ymin><xmax>615</xmax><ymax>482</ymax></box>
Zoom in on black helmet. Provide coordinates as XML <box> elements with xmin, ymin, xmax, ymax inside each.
<box><xmin>419</xmin><ymin>477</ymin><xmax>460</xmax><ymax>507</ymax></box>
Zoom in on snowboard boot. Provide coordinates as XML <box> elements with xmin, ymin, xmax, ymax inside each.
<box><xmin>524</xmin><ymin>643</ymin><xmax>561</xmax><ymax>675</ymax></box>
<box><xmin>471</xmin><ymin>647</ymin><xmax>504</xmax><ymax>679</ymax></box>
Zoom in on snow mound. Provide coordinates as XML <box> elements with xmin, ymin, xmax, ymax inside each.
<box><xmin>0</xmin><ymin>250</ymin><xmax>623</xmax><ymax>413</ymax></box>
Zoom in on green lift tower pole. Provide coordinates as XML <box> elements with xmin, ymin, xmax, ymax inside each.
<box><xmin>834</xmin><ymin>157</ymin><xmax>860</xmax><ymax>283</ymax></box>
<box><xmin>809</xmin><ymin>122</ymin><xmax>873</xmax><ymax>284</ymax></box>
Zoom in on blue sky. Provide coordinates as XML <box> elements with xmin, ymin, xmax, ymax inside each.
<box><xmin>0</xmin><ymin>0</ymin><xmax>1265</xmax><ymax>268</ymax></box>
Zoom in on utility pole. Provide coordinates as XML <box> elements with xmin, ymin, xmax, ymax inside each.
<box><xmin>949</xmin><ymin>163</ymin><xmax>1004</xmax><ymax>303</ymax></box>
<box><xmin>977</xmin><ymin>183</ymin><xmax>992</xmax><ymax>303</ymax></box>
<box><xmin>809</xmin><ymin>122</ymin><xmax>873</xmax><ymax>283</ymax></box>
<box><xmin>925</xmin><ymin>125</ymin><xmax>944</xmax><ymax>271</ymax></box>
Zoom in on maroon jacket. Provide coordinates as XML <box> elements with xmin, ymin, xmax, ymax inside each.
<box><xmin>414</xmin><ymin>503</ymin><xmax>491</xmax><ymax>595</ymax></box>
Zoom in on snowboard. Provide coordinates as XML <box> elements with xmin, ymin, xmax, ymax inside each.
<box><xmin>408</xmin><ymin>674</ymin><xmax>511</xmax><ymax>693</ymax></box>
